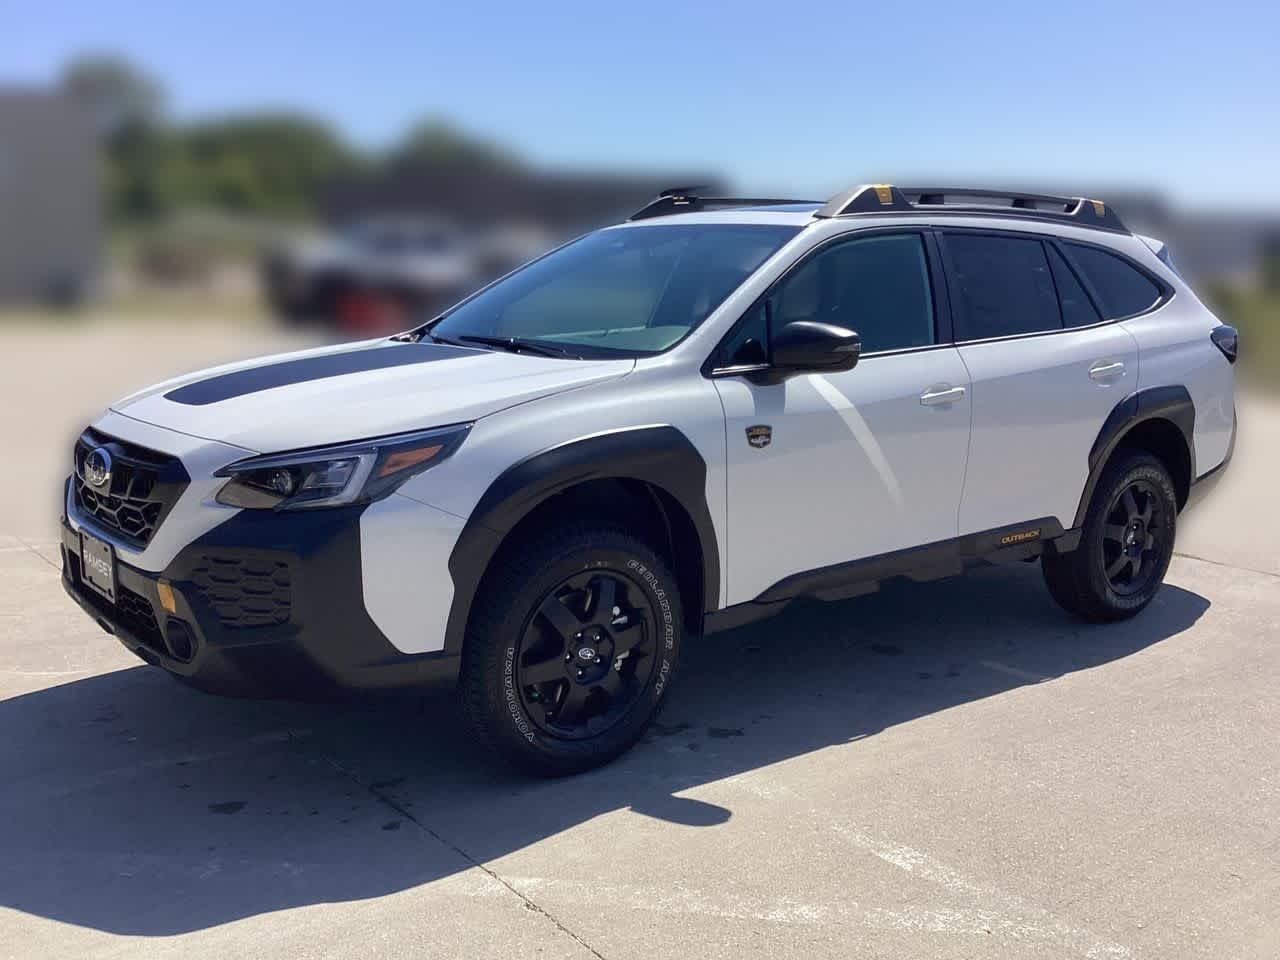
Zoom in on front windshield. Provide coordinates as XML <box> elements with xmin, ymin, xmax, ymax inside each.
<box><xmin>429</xmin><ymin>223</ymin><xmax>800</xmax><ymax>358</ymax></box>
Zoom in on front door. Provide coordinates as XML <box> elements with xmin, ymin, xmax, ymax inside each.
<box><xmin>710</xmin><ymin>231</ymin><xmax>972</xmax><ymax>605</ymax></box>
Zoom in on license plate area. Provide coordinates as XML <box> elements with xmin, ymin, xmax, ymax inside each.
<box><xmin>79</xmin><ymin>530</ymin><xmax>117</xmax><ymax>603</ymax></box>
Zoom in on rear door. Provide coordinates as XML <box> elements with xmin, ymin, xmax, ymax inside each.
<box><xmin>712</xmin><ymin>230</ymin><xmax>972</xmax><ymax>604</ymax></box>
<box><xmin>943</xmin><ymin>229</ymin><xmax>1140</xmax><ymax>535</ymax></box>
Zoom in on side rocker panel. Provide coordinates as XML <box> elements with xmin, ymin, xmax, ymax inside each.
<box><xmin>1073</xmin><ymin>384</ymin><xmax>1195</xmax><ymax>529</ymax></box>
<box><xmin>704</xmin><ymin>516</ymin><xmax>1069</xmax><ymax>635</ymax></box>
<box><xmin>443</xmin><ymin>425</ymin><xmax>720</xmax><ymax>654</ymax></box>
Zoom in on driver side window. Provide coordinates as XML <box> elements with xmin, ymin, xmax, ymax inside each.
<box><xmin>713</xmin><ymin>232</ymin><xmax>937</xmax><ymax>368</ymax></box>
<box><xmin>772</xmin><ymin>233</ymin><xmax>936</xmax><ymax>354</ymax></box>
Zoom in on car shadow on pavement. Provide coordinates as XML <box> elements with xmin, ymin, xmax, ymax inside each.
<box><xmin>0</xmin><ymin>562</ymin><xmax>1209</xmax><ymax>936</ymax></box>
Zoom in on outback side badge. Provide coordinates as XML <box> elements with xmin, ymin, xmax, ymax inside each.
<box><xmin>999</xmin><ymin>528</ymin><xmax>1041</xmax><ymax>546</ymax></box>
<box><xmin>745</xmin><ymin>425</ymin><xmax>772</xmax><ymax>449</ymax></box>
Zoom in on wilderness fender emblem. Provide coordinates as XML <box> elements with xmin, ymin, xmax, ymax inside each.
<box><xmin>745</xmin><ymin>425</ymin><xmax>772</xmax><ymax>449</ymax></box>
<box><xmin>1000</xmin><ymin>528</ymin><xmax>1041</xmax><ymax>546</ymax></box>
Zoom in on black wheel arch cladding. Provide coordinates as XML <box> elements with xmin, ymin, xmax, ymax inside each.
<box><xmin>445</xmin><ymin>425</ymin><xmax>719</xmax><ymax>654</ymax></box>
<box><xmin>1076</xmin><ymin>384</ymin><xmax>1195</xmax><ymax>528</ymax></box>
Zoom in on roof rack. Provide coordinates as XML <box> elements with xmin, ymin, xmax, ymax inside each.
<box><xmin>627</xmin><ymin>187</ymin><xmax>815</xmax><ymax>221</ymax></box>
<box><xmin>813</xmin><ymin>183</ymin><xmax>1128</xmax><ymax>233</ymax></box>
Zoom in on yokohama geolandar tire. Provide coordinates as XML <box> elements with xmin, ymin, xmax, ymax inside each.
<box><xmin>460</xmin><ymin>526</ymin><xmax>684</xmax><ymax>776</ymax></box>
<box><xmin>1043</xmin><ymin>451</ymin><xmax>1179</xmax><ymax>622</ymax></box>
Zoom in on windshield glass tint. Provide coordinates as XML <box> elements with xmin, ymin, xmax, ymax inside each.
<box><xmin>430</xmin><ymin>224</ymin><xmax>800</xmax><ymax>357</ymax></box>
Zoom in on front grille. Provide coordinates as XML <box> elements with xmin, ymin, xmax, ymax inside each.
<box><xmin>73</xmin><ymin>429</ymin><xmax>189</xmax><ymax>546</ymax></box>
<box><xmin>191</xmin><ymin>555</ymin><xmax>293</xmax><ymax>629</ymax></box>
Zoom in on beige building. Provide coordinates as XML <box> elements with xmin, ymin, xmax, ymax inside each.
<box><xmin>0</xmin><ymin>90</ymin><xmax>100</xmax><ymax>304</ymax></box>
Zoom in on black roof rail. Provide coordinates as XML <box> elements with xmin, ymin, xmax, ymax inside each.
<box><xmin>627</xmin><ymin>187</ymin><xmax>816</xmax><ymax>221</ymax></box>
<box><xmin>814</xmin><ymin>183</ymin><xmax>1129</xmax><ymax>233</ymax></box>
<box><xmin>814</xmin><ymin>183</ymin><xmax>914</xmax><ymax>218</ymax></box>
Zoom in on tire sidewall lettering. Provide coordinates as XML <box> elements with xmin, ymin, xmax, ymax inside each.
<box><xmin>503</xmin><ymin>646</ymin><xmax>535</xmax><ymax>741</ymax></box>
<box><xmin>627</xmin><ymin>558</ymin><xmax>676</xmax><ymax>697</ymax></box>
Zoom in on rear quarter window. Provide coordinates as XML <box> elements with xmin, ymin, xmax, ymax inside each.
<box><xmin>1046</xmin><ymin>244</ymin><xmax>1101</xmax><ymax>327</ymax></box>
<box><xmin>1062</xmin><ymin>242</ymin><xmax>1163</xmax><ymax>319</ymax></box>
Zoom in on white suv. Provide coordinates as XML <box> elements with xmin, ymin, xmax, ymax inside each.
<box><xmin>61</xmin><ymin>184</ymin><xmax>1237</xmax><ymax>775</ymax></box>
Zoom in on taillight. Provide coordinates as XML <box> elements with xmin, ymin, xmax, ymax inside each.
<box><xmin>1211</xmin><ymin>325</ymin><xmax>1238</xmax><ymax>364</ymax></box>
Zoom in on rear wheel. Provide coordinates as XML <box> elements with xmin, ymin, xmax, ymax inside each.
<box><xmin>1043</xmin><ymin>452</ymin><xmax>1178</xmax><ymax>621</ymax></box>
<box><xmin>460</xmin><ymin>526</ymin><xmax>682</xmax><ymax>776</ymax></box>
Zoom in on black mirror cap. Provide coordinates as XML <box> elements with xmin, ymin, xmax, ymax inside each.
<box><xmin>772</xmin><ymin>321</ymin><xmax>862</xmax><ymax>374</ymax></box>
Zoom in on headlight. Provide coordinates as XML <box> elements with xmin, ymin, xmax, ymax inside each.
<box><xmin>215</xmin><ymin>423</ymin><xmax>470</xmax><ymax>510</ymax></box>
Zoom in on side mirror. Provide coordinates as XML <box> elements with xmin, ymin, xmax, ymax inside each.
<box><xmin>771</xmin><ymin>321</ymin><xmax>861</xmax><ymax>376</ymax></box>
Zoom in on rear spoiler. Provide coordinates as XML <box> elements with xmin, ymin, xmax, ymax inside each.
<box><xmin>1137</xmin><ymin>234</ymin><xmax>1182</xmax><ymax>278</ymax></box>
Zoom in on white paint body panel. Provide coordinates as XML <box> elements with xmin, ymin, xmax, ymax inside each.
<box><xmin>359</xmin><ymin>493</ymin><xmax>465</xmax><ymax>654</ymax></box>
<box><xmin>111</xmin><ymin>339</ymin><xmax>633</xmax><ymax>453</ymax></box>
<box><xmin>713</xmin><ymin>350</ymin><xmax>972</xmax><ymax>604</ymax></box>
<box><xmin>956</xmin><ymin>321</ymin><xmax>1140</xmax><ymax>533</ymax></box>
<box><xmin>1117</xmin><ymin>293</ymin><xmax>1234</xmax><ymax>475</ymax></box>
<box><xmin>1125</xmin><ymin>305</ymin><xmax>1235</xmax><ymax>474</ymax></box>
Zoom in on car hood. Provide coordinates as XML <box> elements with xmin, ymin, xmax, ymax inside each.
<box><xmin>111</xmin><ymin>338</ymin><xmax>634</xmax><ymax>453</ymax></box>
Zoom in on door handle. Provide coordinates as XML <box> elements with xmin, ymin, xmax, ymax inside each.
<box><xmin>1089</xmin><ymin>360</ymin><xmax>1126</xmax><ymax>382</ymax></box>
<box><xmin>919</xmin><ymin>384</ymin><xmax>966</xmax><ymax>406</ymax></box>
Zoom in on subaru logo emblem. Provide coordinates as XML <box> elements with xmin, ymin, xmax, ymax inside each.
<box><xmin>84</xmin><ymin>447</ymin><xmax>113</xmax><ymax>490</ymax></box>
<box><xmin>576</xmin><ymin>647</ymin><xmax>597</xmax><ymax>663</ymax></box>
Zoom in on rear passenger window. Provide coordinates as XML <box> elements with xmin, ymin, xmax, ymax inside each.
<box><xmin>1063</xmin><ymin>242</ymin><xmax>1163</xmax><ymax>319</ymax></box>
<box><xmin>1047</xmin><ymin>244</ymin><xmax>1101</xmax><ymax>327</ymax></box>
<box><xmin>945</xmin><ymin>234</ymin><xmax>1061</xmax><ymax>340</ymax></box>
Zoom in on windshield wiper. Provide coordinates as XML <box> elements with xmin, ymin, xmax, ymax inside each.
<box><xmin>453</xmin><ymin>334</ymin><xmax>582</xmax><ymax>359</ymax></box>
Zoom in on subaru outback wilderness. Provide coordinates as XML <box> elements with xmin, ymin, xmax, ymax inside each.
<box><xmin>61</xmin><ymin>184</ymin><xmax>1237</xmax><ymax>775</ymax></box>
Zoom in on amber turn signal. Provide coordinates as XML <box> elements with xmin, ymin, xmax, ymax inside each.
<box><xmin>156</xmin><ymin>579</ymin><xmax>178</xmax><ymax>614</ymax></box>
<box><xmin>377</xmin><ymin>444</ymin><xmax>443</xmax><ymax>478</ymax></box>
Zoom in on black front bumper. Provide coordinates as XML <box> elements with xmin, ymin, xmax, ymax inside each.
<box><xmin>61</xmin><ymin>502</ymin><xmax>459</xmax><ymax>700</ymax></box>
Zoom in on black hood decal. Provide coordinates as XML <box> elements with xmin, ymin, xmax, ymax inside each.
<box><xmin>164</xmin><ymin>343</ymin><xmax>478</xmax><ymax>406</ymax></box>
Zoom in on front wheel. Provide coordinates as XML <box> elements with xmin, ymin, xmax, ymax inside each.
<box><xmin>460</xmin><ymin>526</ymin><xmax>683</xmax><ymax>776</ymax></box>
<box><xmin>1043</xmin><ymin>451</ymin><xmax>1178</xmax><ymax>622</ymax></box>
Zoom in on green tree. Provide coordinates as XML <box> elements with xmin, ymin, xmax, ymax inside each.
<box><xmin>61</xmin><ymin>56</ymin><xmax>175</xmax><ymax>221</ymax></box>
<box><xmin>61</xmin><ymin>55</ymin><xmax>164</xmax><ymax>143</ymax></box>
<box><xmin>386</xmin><ymin>119</ymin><xmax>518</xmax><ymax>174</ymax></box>
<box><xmin>177</xmin><ymin>114</ymin><xmax>359</xmax><ymax>219</ymax></box>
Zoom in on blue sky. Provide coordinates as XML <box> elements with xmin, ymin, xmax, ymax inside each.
<box><xmin>9</xmin><ymin>0</ymin><xmax>1279</xmax><ymax>209</ymax></box>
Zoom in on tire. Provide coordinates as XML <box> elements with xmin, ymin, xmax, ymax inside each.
<box><xmin>1043</xmin><ymin>451</ymin><xmax>1178</xmax><ymax>622</ymax></box>
<box><xmin>460</xmin><ymin>525</ymin><xmax>683</xmax><ymax>776</ymax></box>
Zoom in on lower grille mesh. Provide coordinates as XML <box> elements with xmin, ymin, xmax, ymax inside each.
<box><xmin>191</xmin><ymin>555</ymin><xmax>293</xmax><ymax>629</ymax></box>
<box><xmin>116</xmin><ymin>584</ymin><xmax>163</xmax><ymax>648</ymax></box>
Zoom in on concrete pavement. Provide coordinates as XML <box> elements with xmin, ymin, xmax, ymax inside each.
<box><xmin>1</xmin><ymin>320</ymin><xmax>1277</xmax><ymax>958</ymax></box>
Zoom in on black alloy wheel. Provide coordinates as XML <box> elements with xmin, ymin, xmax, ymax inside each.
<box><xmin>460</xmin><ymin>524</ymin><xmax>684</xmax><ymax>776</ymax></box>
<box><xmin>1100</xmin><ymin>478</ymin><xmax>1167</xmax><ymax>597</ymax></box>
<box><xmin>515</xmin><ymin>571</ymin><xmax>658</xmax><ymax>740</ymax></box>
<box><xmin>1042</xmin><ymin>451</ymin><xmax>1178</xmax><ymax>622</ymax></box>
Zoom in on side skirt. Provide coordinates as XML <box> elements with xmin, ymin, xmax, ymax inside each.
<box><xmin>703</xmin><ymin>518</ymin><xmax>1074</xmax><ymax>635</ymax></box>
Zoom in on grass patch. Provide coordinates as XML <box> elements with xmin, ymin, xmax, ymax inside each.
<box><xmin>1204</xmin><ymin>283</ymin><xmax>1280</xmax><ymax>390</ymax></box>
